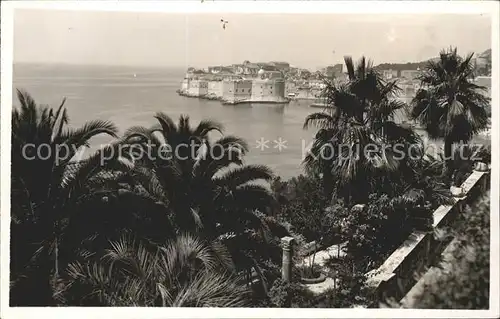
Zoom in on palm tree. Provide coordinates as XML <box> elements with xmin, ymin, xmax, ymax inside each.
<box><xmin>57</xmin><ymin>234</ymin><xmax>251</xmax><ymax>307</ymax></box>
<box><xmin>303</xmin><ymin>56</ymin><xmax>422</xmax><ymax>204</ymax></box>
<box><xmin>10</xmin><ymin>90</ymin><xmax>119</xmax><ymax>305</ymax></box>
<box><xmin>120</xmin><ymin>113</ymin><xmax>276</xmax><ymax>238</ymax></box>
<box><xmin>117</xmin><ymin>113</ymin><xmax>281</xmax><ymax>291</ymax></box>
<box><xmin>409</xmin><ymin>47</ymin><xmax>489</xmax><ymax>178</ymax></box>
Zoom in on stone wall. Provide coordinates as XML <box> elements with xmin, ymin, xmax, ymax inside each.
<box><xmin>181</xmin><ymin>78</ymin><xmax>189</xmax><ymax>91</ymax></box>
<box><xmin>365</xmin><ymin>164</ymin><xmax>490</xmax><ymax>305</ymax></box>
<box><xmin>251</xmin><ymin>79</ymin><xmax>287</xmax><ymax>102</ymax></box>
<box><xmin>188</xmin><ymin>79</ymin><xmax>208</xmax><ymax>96</ymax></box>
<box><xmin>207</xmin><ymin>80</ymin><xmax>223</xmax><ymax>98</ymax></box>
<box><xmin>222</xmin><ymin>79</ymin><xmax>252</xmax><ymax>103</ymax></box>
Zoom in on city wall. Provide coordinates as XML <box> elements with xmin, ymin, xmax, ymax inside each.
<box><xmin>207</xmin><ymin>80</ymin><xmax>223</xmax><ymax>98</ymax></box>
<box><xmin>223</xmin><ymin>79</ymin><xmax>253</xmax><ymax>103</ymax></box>
<box><xmin>178</xmin><ymin>76</ymin><xmax>289</xmax><ymax>104</ymax></box>
<box><xmin>250</xmin><ymin>79</ymin><xmax>287</xmax><ymax>103</ymax></box>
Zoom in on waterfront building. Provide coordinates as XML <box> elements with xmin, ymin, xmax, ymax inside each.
<box><xmin>401</xmin><ymin>69</ymin><xmax>420</xmax><ymax>80</ymax></box>
<box><xmin>222</xmin><ymin>79</ymin><xmax>253</xmax><ymax>103</ymax></box>
<box><xmin>258</xmin><ymin>69</ymin><xmax>283</xmax><ymax>80</ymax></box>
<box><xmin>207</xmin><ymin>66</ymin><xmax>234</xmax><ymax>74</ymax></box>
<box><xmin>231</xmin><ymin>64</ymin><xmax>245</xmax><ymax>74</ymax></box>
<box><xmin>382</xmin><ymin>69</ymin><xmax>398</xmax><ymax>80</ymax></box>
<box><xmin>181</xmin><ymin>78</ymin><xmax>190</xmax><ymax>91</ymax></box>
<box><xmin>207</xmin><ymin>80</ymin><xmax>224</xmax><ymax>98</ymax></box>
<box><xmin>215</xmin><ymin>73</ymin><xmax>244</xmax><ymax>81</ymax></box>
<box><xmin>308</xmin><ymin>79</ymin><xmax>325</xmax><ymax>89</ymax></box>
<box><xmin>257</xmin><ymin>63</ymin><xmax>279</xmax><ymax>71</ymax></box>
<box><xmin>243</xmin><ymin>63</ymin><xmax>260</xmax><ymax>75</ymax></box>
<box><xmin>399</xmin><ymin>79</ymin><xmax>420</xmax><ymax>98</ymax></box>
<box><xmin>473</xmin><ymin>50</ymin><xmax>491</xmax><ymax>75</ymax></box>
<box><xmin>188</xmin><ymin>79</ymin><xmax>208</xmax><ymax>96</ymax></box>
<box><xmin>297</xmin><ymin>68</ymin><xmax>312</xmax><ymax>79</ymax></box>
<box><xmin>474</xmin><ymin>56</ymin><xmax>488</xmax><ymax>69</ymax></box>
<box><xmin>322</xmin><ymin>64</ymin><xmax>343</xmax><ymax>78</ymax></box>
<box><xmin>285</xmin><ymin>81</ymin><xmax>297</xmax><ymax>94</ymax></box>
<box><xmin>180</xmin><ymin>64</ymin><xmax>289</xmax><ymax>104</ymax></box>
<box><xmin>288</xmin><ymin>67</ymin><xmax>299</xmax><ymax>75</ymax></box>
<box><xmin>251</xmin><ymin>78</ymin><xmax>286</xmax><ymax>102</ymax></box>
<box><xmin>334</xmin><ymin>73</ymin><xmax>348</xmax><ymax>83</ymax></box>
<box><xmin>187</xmin><ymin>69</ymin><xmax>206</xmax><ymax>77</ymax></box>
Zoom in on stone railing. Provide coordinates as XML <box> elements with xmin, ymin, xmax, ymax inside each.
<box><xmin>365</xmin><ymin>162</ymin><xmax>490</xmax><ymax>305</ymax></box>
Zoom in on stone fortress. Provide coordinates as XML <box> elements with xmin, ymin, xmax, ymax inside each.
<box><xmin>178</xmin><ymin>51</ymin><xmax>491</xmax><ymax>106</ymax></box>
<box><xmin>178</xmin><ymin>61</ymin><xmax>290</xmax><ymax>105</ymax></box>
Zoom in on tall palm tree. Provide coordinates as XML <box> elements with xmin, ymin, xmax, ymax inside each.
<box><xmin>409</xmin><ymin>47</ymin><xmax>489</xmax><ymax>178</ymax></box>
<box><xmin>57</xmin><ymin>234</ymin><xmax>250</xmax><ymax>307</ymax></box>
<box><xmin>304</xmin><ymin>56</ymin><xmax>422</xmax><ymax>204</ymax></box>
<box><xmin>116</xmin><ymin>113</ymin><xmax>280</xmax><ymax>291</ymax></box>
<box><xmin>10</xmin><ymin>90</ymin><xmax>119</xmax><ymax>305</ymax></box>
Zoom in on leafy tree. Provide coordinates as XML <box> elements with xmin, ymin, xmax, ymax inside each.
<box><xmin>10</xmin><ymin>90</ymin><xmax>118</xmax><ymax>305</ymax></box>
<box><xmin>272</xmin><ymin>175</ymin><xmax>334</xmax><ymax>243</ymax></box>
<box><xmin>335</xmin><ymin>191</ymin><xmax>435</xmax><ymax>271</ymax></box>
<box><xmin>409</xmin><ymin>47</ymin><xmax>489</xmax><ymax>177</ymax></box>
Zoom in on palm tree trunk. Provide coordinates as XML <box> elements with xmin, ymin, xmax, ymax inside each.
<box><xmin>343</xmin><ymin>185</ymin><xmax>352</xmax><ymax>206</ymax></box>
<box><xmin>357</xmin><ymin>99</ymin><xmax>366</xmax><ymax>123</ymax></box>
<box><xmin>322</xmin><ymin>163</ymin><xmax>334</xmax><ymax>202</ymax></box>
<box><xmin>54</xmin><ymin>238</ymin><xmax>59</xmax><ymax>279</ymax></box>
<box><xmin>443</xmin><ymin>136</ymin><xmax>454</xmax><ymax>180</ymax></box>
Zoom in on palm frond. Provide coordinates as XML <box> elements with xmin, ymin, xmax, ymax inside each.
<box><xmin>303</xmin><ymin>112</ymin><xmax>337</xmax><ymax>130</ymax></box>
<box><xmin>215</xmin><ymin>164</ymin><xmax>274</xmax><ymax>188</ymax></box>
<box><xmin>193</xmin><ymin>119</ymin><xmax>224</xmax><ymax>137</ymax></box>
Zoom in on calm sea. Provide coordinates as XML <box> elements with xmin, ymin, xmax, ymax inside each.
<box><xmin>12</xmin><ymin>63</ymin><xmax>489</xmax><ymax>179</ymax></box>
<box><xmin>12</xmin><ymin>63</ymin><xmax>322</xmax><ymax>179</ymax></box>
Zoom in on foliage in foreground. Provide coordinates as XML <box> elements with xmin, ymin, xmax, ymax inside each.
<box><xmin>272</xmin><ymin>174</ymin><xmax>338</xmax><ymax>243</ymax></box>
<box><xmin>57</xmin><ymin>234</ymin><xmax>251</xmax><ymax>307</ymax></box>
<box><xmin>10</xmin><ymin>89</ymin><xmax>120</xmax><ymax>306</ymax></box>
<box><xmin>10</xmin><ymin>46</ymin><xmax>491</xmax><ymax>308</ymax></box>
<box><xmin>404</xmin><ymin>193</ymin><xmax>490</xmax><ymax>309</ymax></box>
<box><xmin>9</xmin><ymin>91</ymin><xmax>279</xmax><ymax>306</ymax></box>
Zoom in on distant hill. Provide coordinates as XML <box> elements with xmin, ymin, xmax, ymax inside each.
<box><xmin>478</xmin><ymin>48</ymin><xmax>491</xmax><ymax>59</ymax></box>
<box><xmin>374</xmin><ymin>61</ymin><xmax>429</xmax><ymax>72</ymax></box>
<box><xmin>374</xmin><ymin>48</ymin><xmax>491</xmax><ymax>72</ymax></box>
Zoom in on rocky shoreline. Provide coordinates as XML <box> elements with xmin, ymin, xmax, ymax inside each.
<box><xmin>176</xmin><ymin>89</ymin><xmax>290</xmax><ymax>105</ymax></box>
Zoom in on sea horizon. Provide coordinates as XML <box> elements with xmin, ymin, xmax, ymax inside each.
<box><xmin>12</xmin><ymin>62</ymin><xmax>319</xmax><ymax>179</ymax></box>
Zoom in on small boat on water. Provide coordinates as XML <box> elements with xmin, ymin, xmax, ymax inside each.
<box><xmin>309</xmin><ymin>103</ymin><xmax>331</xmax><ymax>108</ymax></box>
<box><xmin>309</xmin><ymin>98</ymin><xmax>331</xmax><ymax>108</ymax></box>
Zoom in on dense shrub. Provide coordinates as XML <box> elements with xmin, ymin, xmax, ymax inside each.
<box><xmin>337</xmin><ymin>193</ymin><xmax>433</xmax><ymax>270</ymax></box>
<box><xmin>272</xmin><ymin>175</ymin><xmax>339</xmax><ymax>244</ymax></box>
<box><xmin>267</xmin><ymin>278</ymin><xmax>316</xmax><ymax>308</ymax></box>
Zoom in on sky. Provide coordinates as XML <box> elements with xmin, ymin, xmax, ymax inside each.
<box><xmin>13</xmin><ymin>9</ymin><xmax>492</xmax><ymax>69</ymax></box>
